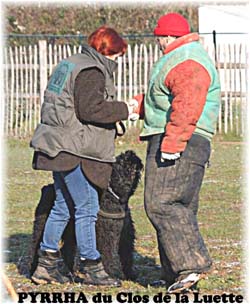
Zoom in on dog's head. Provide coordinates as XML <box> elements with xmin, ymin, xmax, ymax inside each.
<box><xmin>109</xmin><ymin>150</ymin><xmax>143</xmax><ymax>204</ymax></box>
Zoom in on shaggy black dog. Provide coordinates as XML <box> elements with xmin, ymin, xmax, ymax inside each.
<box><xmin>19</xmin><ymin>150</ymin><xmax>143</xmax><ymax>281</ymax></box>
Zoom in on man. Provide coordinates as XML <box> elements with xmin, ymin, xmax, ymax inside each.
<box><xmin>130</xmin><ymin>13</ymin><xmax>221</xmax><ymax>293</ymax></box>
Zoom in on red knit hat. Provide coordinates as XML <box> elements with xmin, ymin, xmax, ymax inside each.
<box><xmin>154</xmin><ymin>13</ymin><xmax>190</xmax><ymax>37</ymax></box>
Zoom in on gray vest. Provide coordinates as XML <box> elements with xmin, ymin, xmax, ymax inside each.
<box><xmin>31</xmin><ymin>45</ymin><xmax>118</xmax><ymax>163</ymax></box>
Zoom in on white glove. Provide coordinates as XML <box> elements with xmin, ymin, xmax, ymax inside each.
<box><xmin>161</xmin><ymin>152</ymin><xmax>180</xmax><ymax>162</ymax></box>
<box><xmin>127</xmin><ymin>99</ymin><xmax>139</xmax><ymax>121</ymax></box>
<box><xmin>129</xmin><ymin>113</ymin><xmax>140</xmax><ymax>121</ymax></box>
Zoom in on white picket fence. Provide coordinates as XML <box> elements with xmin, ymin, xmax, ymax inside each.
<box><xmin>3</xmin><ymin>40</ymin><xmax>249</xmax><ymax>138</ymax></box>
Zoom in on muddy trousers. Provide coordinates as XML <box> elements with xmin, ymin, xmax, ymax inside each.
<box><xmin>144</xmin><ymin>133</ymin><xmax>212</xmax><ymax>285</ymax></box>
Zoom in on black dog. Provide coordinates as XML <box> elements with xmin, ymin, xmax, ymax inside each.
<box><xmin>19</xmin><ymin>150</ymin><xmax>143</xmax><ymax>280</ymax></box>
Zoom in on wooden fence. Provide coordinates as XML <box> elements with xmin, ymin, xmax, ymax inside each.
<box><xmin>3</xmin><ymin>40</ymin><xmax>249</xmax><ymax>138</ymax></box>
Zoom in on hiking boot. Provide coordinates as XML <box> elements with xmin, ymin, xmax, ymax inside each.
<box><xmin>78</xmin><ymin>258</ymin><xmax>121</xmax><ymax>287</ymax></box>
<box><xmin>31</xmin><ymin>250</ymin><xmax>71</xmax><ymax>285</ymax></box>
<box><xmin>167</xmin><ymin>273</ymin><xmax>206</xmax><ymax>293</ymax></box>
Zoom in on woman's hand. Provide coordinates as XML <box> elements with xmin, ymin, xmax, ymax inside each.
<box><xmin>127</xmin><ymin>99</ymin><xmax>139</xmax><ymax>121</ymax></box>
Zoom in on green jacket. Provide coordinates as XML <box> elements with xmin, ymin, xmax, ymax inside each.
<box><xmin>140</xmin><ymin>41</ymin><xmax>221</xmax><ymax>141</ymax></box>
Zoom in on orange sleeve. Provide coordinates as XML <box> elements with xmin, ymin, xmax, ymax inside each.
<box><xmin>161</xmin><ymin>60</ymin><xmax>211</xmax><ymax>153</ymax></box>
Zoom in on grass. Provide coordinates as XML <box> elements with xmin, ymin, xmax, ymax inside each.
<box><xmin>2</xmin><ymin>129</ymin><xmax>246</xmax><ymax>301</ymax></box>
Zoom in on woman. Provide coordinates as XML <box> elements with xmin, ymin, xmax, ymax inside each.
<box><xmin>30</xmin><ymin>26</ymin><xmax>133</xmax><ymax>286</ymax></box>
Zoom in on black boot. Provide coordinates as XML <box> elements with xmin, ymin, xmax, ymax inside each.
<box><xmin>78</xmin><ymin>258</ymin><xmax>121</xmax><ymax>287</ymax></box>
<box><xmin>31</xmin><ymin>250</ymin><xmax>70</xmax><ymax>285</ymax></box>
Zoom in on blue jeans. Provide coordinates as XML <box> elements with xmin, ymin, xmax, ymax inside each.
<box><xmin>40</xmin><ymin>164</ymin><xmax>100</xmax><ymax>260</ymax></box>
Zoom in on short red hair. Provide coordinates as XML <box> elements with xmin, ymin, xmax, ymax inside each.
<box><xmin>88</xmin><ymin>26</ymin><xmax>127</xmax><ymax>56</ymax></box>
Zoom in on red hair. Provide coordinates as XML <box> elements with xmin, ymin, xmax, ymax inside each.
<box><xmin>88</xmin><ymin>26</ymin><xmax>127</xmax><ymax>56</ymax></box>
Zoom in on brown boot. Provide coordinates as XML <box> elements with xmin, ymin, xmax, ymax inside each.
<box><xmin>31</xmin><ymin>250</ymin><xmax>71</xmax><ymax>285</ymax></box>
<box><xmin>78</xmin><ymin>258</ymin><xmax>121</xmax><ymax>287</ymax></box>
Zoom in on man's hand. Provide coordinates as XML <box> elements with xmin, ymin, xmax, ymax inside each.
<box><xmin>127</xmin><ymin>99</ymin><xmax>139</xmax><ymax>121</ymax></box>
<box><xmin>161</xmin><ymin>152</ymin><xmax>180</xmax><ymax>162</ymax></box>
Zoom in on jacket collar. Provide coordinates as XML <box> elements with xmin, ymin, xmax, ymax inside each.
<box><xmin>81</xmin><ymin>44</ymin><xmax>117</xmax><ymax>76</ymax></box>
<box><xmin>163</xmin><ymin>33</ymin><xmax>200</xmax><ymax>55</ymax></box>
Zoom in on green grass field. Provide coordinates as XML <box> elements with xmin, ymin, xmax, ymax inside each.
<box><xmin>3</xmin><ymin>129</ymin><xmax>246</xmax><ymax>301</ymax></box>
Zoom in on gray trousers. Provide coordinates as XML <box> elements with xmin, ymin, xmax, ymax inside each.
<box><xmin>144</xmin><ymin>133</ymin><xmax>212</xmax><ymax>285</ymax></box>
